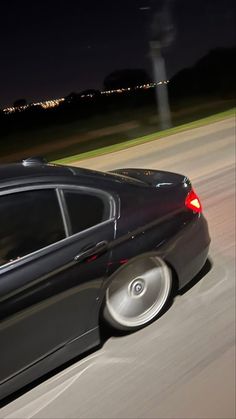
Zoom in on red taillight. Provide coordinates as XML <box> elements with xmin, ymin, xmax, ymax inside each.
<box><xmin>185</xmin><ymin>189</ymin><xmax>202</xmax><ymax>213</ymax></box>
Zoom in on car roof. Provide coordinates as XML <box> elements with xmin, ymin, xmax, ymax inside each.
<box><xmin>0</xmin><ymin>162</ymin><xmax>145</xmax><ymax>190</ymax></box>
<box><xmin>0</xmin><ymin>163</ymin><xmax>75</xmax><ymax>182</ymax></box>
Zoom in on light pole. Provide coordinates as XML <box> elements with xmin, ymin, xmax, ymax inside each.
<box><xmin>150</xmin><ymin>41</ymin><xmax>171</xmax><ymax>129</ymax></box>
<box><xmin>149</xmin><ymin>0</ymin><xmax>175</xmax><ymax>130</ymax></box>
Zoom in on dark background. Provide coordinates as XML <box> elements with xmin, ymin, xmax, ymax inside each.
<box><xmin>0</xmin><ymin>0</ymin><xmax>235</xmax><ymax>108</ymax></box>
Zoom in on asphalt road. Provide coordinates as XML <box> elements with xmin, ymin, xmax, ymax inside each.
<box><xmin>1</xmin><ymin>117</ymin><xmax>235</xmax><ymax>419</ymax></box>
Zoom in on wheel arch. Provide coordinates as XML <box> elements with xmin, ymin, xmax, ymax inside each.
<box><xmin>99</xmin><ymin>251</ymin><xmax>177</xmax><ymax>332</ymax></box>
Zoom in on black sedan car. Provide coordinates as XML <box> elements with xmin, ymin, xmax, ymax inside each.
<box><xmin>0</xmin><ymin>158</ymin><xmax>210</xmax><ymax>399</ymax></box>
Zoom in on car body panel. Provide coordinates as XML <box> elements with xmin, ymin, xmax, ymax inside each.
<box><xmin>0</xmin><ymin>162</ymin><xmax>210</xmax><ymax>400</ymax></box>
<box><xmin>0</xmin><ymin>220</ymin><xmax>115</xmax><ymax>384</ymax></box>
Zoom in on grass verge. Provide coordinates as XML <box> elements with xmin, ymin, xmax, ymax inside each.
<box><xmin>54</xmin><ymin>108</ymin><xmax>235</xmax><ymax>164</ymax></box>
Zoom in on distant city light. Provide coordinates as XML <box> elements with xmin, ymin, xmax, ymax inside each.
<box><xmin>40</xmin><ymin>98</ymin><xmax>65</xmax><ymax>109</ymax></box>
<box><xmin>101</xmin><ymin>81</ymin><xmax>169</xmax><ymax>95</ymax></box>
<box><xmin>2</xmin><ymin>82</ymin><xmax>169</xmax><ymax>114</ymax></box>
<box><xmin>3</xmin><ymin>98</ymin><xmax>65</xmax><ymax>114</ymax></box>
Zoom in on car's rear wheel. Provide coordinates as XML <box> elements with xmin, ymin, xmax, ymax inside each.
<box><xmin>103</xmin><ymin>254</ymin><xmax>172</xmax><ymax>331</ymax></box>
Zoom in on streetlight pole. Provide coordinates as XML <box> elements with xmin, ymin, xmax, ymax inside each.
<box><xmin>150</xmin><ymin>41</ymin><xmax>171</xmax><ymax>129</ymax></box>
<box><xmin>148</xmin><ymin>0</ymin><xmax>175</xmax><ymax>130</ymax></box>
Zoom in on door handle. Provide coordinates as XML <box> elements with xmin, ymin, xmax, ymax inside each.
<box><xmin>74</xmin><ymin>240</ymin><xmax>108</xmax><ymax>263</ymax></box>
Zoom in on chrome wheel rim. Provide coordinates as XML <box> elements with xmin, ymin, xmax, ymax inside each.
<box><xmin>106</xmin><ymin>256</ymin><xmax>172</xmax><ymax>328</ymax></box>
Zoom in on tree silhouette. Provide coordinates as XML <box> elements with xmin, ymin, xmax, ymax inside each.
<box><xmin>104</xmin><ymin>69</ymin><xmax>151</xmax><ymax>90</ymax></box>
<box><xmin>13</xmin><ymin>98</ymin><xmax>27</xmax><ymax>108</ymax></box>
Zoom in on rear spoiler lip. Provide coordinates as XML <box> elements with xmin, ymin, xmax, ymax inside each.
<box><xmin>110</xmin><ymin>168</ymin><xmax>191</xmax><ymax>189</ymax></box>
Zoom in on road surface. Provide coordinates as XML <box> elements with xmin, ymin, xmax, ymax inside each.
<box><xmin>1</xmin><ymin>117</ymin><xmax>235</xmax><ymax>419</ymax></box>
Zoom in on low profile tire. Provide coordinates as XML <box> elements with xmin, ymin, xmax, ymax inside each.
<box><xmin>103</xmin><ymin>254</ymin><xmax>172</xmax><ymax>331</ymax></box>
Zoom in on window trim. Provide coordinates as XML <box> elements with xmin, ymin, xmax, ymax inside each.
<box><xmin>60</xmin><ymin>185</ymin><xmax>114</xmax><ymax>236</ymax></box>
<box><xmin>0</xmin><ymin>184</ymin><xmax>116</xmax><ymax>272</ymax></box>
<box><xmin>56</xmin><ymin>189</ymin><xmax>70</xmax><ymax>237</ymax></box>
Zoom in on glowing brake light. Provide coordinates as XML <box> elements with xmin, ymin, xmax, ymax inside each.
<box><xmin>185</xmin><ymin>190</ymin><xmax>202</xmax><ymax>213</ymax></box>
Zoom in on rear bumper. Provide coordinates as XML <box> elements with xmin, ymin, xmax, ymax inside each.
<box><xmin>163</xmin><ymin>214</ymin><xmax>210</xmax><ymax>290</ymax></box>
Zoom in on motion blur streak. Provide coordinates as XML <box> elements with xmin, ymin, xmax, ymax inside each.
<box><xmin>5</xmin><ymin>365</ymin><xmax>94</xmax><ymax>419</ymax></box>
<box><xmin>1</xmin><ymin>117</ymin><xmax>235</xmax><ymax>419</ymax></box>
<box><xmin>4</xmin><ymin>356</ymin><xmax>133</xmax><ymax>419</ymax></box>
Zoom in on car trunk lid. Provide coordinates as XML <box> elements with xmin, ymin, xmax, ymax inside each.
<box><xmin>110</xmin><ymin>168</ymin><xmax>190</xmax><ymax>189</ymax></box>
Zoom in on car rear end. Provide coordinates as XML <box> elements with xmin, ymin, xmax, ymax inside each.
<box><xmin>111</xmin><ymin>168</ymin><xmax>210</xmax><ymax>289</ymax></box>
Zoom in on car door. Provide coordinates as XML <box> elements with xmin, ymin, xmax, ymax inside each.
<box><xmin>0</xmin><ymin>185</ymin><xmax>116</xmax><ymax>384</ymax></box>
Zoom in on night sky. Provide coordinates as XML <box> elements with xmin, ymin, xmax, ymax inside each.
<box><xmin>0</xmin><ymin>0</ymin><xmax>235</xmax><ymax>108</ymax></box>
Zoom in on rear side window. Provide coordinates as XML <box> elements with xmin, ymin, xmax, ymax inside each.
<box><xmin>0</xmin><ymin>189</ymin><xmax>65</xmax><ymax>266</ymax></box>
<box><xmin>64</xmin><ymin>190</ymin><xmax>108</xmax><ymax>235</ymax></box>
